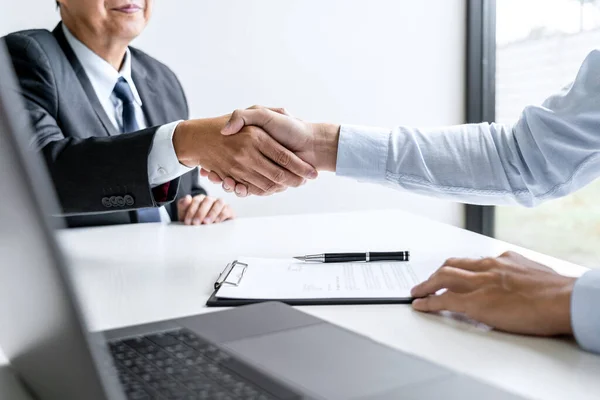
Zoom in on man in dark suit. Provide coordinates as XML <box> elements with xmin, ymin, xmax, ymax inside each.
<box><xmin>3</xmin><ymin>0</ymin><xmax>317</xmax><ymax>227</ymax></box>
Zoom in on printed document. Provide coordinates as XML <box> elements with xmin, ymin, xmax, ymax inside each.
<box><xmin>216</xmin><ymin>257</ymin><xmax>433</xmax><ymax>300</ymax></box>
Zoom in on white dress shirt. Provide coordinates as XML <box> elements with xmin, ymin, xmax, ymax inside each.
<box><xmin>62</xmin><ymin>25</ymin><xmax>192</xmax><ymax>222</ymax></box>
<box><xmin>335</xmin><ymin>49</ymin><xmax>600</xmax><ymax>354</ymax></box>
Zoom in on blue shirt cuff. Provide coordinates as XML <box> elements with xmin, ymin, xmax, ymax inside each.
<box><xmin>335</xmin><ymin>124</ymin><xmax>391</xmax><ymax>182</ymax></box>
<box><xmin>571</xmin><ymin>269</ymin><xmax>600</xmax><ymax>354</ymax></box>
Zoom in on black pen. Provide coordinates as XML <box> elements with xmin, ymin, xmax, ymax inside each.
<box><xmin>293</xmin><ymin>251</ymin><xmax>409</xmax><ymax>263</ymax></box>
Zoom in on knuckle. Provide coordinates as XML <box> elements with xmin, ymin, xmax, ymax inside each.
<box><xmin>229</xmin><ymin>166</ymin><xmax>244</xmax><ymax>178</ymax></box>
<box><xmin>443</xmin><ymin>257</ymin><xmax>458</xmax><ymax>266</ymax></box>
<box><xmin>263</xmin><ymin>181</ymin><xmax>277</xmax><ymax>194</ymax></box>
<box><xmin>248</xmin><ymin>186</ymin><xmax>265</xmax><ymax>196</ymax></box>
<box><xmin>487</xmin><ymin>270</ymin><xmax>505</xmax><ymax>285</ymax></box>
<box><xmin>500</xmin><ymin>250</ymin><xmax>516</xmax><ymax>259</ymax></box>
<box><xmin>437</xmin><ymin>266</ymin><xmax>453</xmax><ymax>278</ymax></box>
<box><xmin>244</xmin><ymin>127</ymin><xmax>261</xmax><ymax>141</ymax></box>
<box><xmin>287</xmin><ymin>175</ymin><xmax>304</xmax><ymax>188</ymax></box>
<box><xmin>272</xmin><ymin>168</ymin><xmax>287</xmax><ymax>184</ymax></box>
<box><xmin>480</xmin><ymin>257</ymin><xmax>496</xmax><ymax>268</ymax></box>
<box><xmin>276</xmin><ymin>150</ymin><xmax>292</xmax><ymax>167</ymax></box>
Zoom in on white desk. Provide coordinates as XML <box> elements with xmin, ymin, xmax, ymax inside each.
<box><xmin>3</xmin><ymin>209</ymin><xmax>600</xmax><ymax>399</ymax></box>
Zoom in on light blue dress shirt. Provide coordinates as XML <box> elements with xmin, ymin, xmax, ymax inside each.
<box><xmin>336</xmin><ymin>49</ymin><xmax>600</xmax><ymax>354</ymax></box>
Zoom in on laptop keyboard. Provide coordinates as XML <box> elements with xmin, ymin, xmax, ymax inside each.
<box><xmin>109</xmin><ymin>328</ymin><xmax>277</xmax><ymax>400</ymax></box>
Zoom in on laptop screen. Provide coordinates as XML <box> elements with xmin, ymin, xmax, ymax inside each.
<box><xmin>0</xmin><ymin>39</ymin><xmax>123</xmax><ymax>400</ymax></box>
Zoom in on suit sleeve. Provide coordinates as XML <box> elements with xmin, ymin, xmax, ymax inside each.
<box><xmin>4</xmin><ymin>34</ymin><xmax>178</xmax><ymax>215</ymax></box>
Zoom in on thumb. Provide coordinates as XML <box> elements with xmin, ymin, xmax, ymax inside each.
<box><xmin>178</xmin><ymin>195</ymin><xmax>192</xmax><ymax>207</ymax></box>
<box><xmin>177</xmin><ymin>195</ymin><xmax>193</xmax><ymax>221</ymax></box>
<box><xmin>221</xmin><ymin>108</ymin><xmax>273</xmax><ymax>136</ymax></box>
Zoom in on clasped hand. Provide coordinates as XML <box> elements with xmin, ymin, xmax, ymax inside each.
<box><xmin>172</xmin><ymin>111</ymin><xmax>319</xmax><ymax>197</ymax></box>
<box><xmin>198</xmin><ymin>106</ymin><xmax>339</xmax><ymax>196</ymax></box>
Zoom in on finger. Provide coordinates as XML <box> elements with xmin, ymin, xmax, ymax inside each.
<box><xmin>207</xmin><ymin>171</ymin><xmax>223</xmax><ymax>184</ymax></box>
<box><xmin>184</xmin><ymin>195</ymin><xmax>205</xmax><ymax>225</ymax></box>
<box><xmin>412</xmin><ymin>292</ymin><xmax>468</xmax><ymax>314</ymax></box>
<box><xmin>235</xmin><ymin>183</ymin><xmax>249</xmax><ymax>197</ymax></box>
<box><xmin>216</xmin><ymin>206</ymin><xmax>235</xmax><ymax>223</ymax></box>
<box><xmin>177</xmin><ymin>195</ymin><xmax>193</xmax><ymax>221</ymax></box>
<box><xmin>234</xmin><ymin>157</ymin><xmax>288</xmax><ymax>194</ymax></box>
<box><xmin>258</xmin><ymin>135</ymin><xmax>316</xmax><ymax>182</ymax></box>
<box><xmin>410</xmin><ymin>266</ymin><xmax>480</xmax><ymax>298</ymax></box>
<box><xmin>194</xmin><ymin>197</ymin><xmax>215</xmax><ymax>225</ymax></box>
<box><xmin>222</xmin><ymin>177</ymin><xmax>237</xmax><ymax>192</ymax></box>
<box><xmin>222</xmin><ymin>108</ymin><xmax>273</xmax><ymax>136</ymax></box>
<box><xmin>203</xmin><ymin>199</ymin><xmax>225</xmax><ymax>224</ymax></box>
<box><xmin>442</xmin><ymin>257</ymin><xmax>497</xmax><ymax>272</ymax></box>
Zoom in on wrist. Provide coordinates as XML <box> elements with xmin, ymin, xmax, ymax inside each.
<box><xmin>172</xmin><ymin>120</ymin><xmax>198</xmax><ymax>168</ymax></box>
<box><xmin>173</xmin><ymin>118</ymin><xmax>225</xmax><ymax>168</ymax></box>
<box><xmin>545</xmin><ymin>277</ymin><xmax>576</xmax><ymax>335</ymax></box>
<box><xmin>311</xmin><ymin>123</ymin><xmax>340</xmax><ymax>172</ymax></box>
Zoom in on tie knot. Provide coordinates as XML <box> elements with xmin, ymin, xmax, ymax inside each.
<box><xmin>112</xmin><ymin>77</ymin><xmax>135</xmax><ymax>104</ymax></box>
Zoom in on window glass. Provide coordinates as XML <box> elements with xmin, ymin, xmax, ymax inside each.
<box><xmin>495</xmin><ymin>0</ymin><xmax>600</xmax><ymax>268</ymax></box>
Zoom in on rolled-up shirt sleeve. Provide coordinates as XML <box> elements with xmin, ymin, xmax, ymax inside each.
<box><xmin>571</xmin><ymin>270</ymin><xmax>600</xmax><ymax>354</ymax></box>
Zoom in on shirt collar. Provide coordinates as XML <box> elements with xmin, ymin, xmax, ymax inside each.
<box><xmin>62</xmin><ymin>24</ymin><xmax>143</xmax><ymax>106</ymax></box>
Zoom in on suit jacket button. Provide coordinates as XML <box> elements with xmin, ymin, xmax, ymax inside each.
<box><xmin>124</xmin><ymin>195</ymin><xmax>134</xmax><ymax>206</ymax></box>
<box><xmin>116</xmin><ymin>196</ymin><xmax>125</xmax><ymax>207</ymax></box>
<box><xmin>109</xmin><ymin>196</ymin><xmax>118</xmax><ymax>206</ymax></box>
<box><xmin>102</xmin><ymin>197</ymin><xmax>112</xmax><ymax>208</ymax></box>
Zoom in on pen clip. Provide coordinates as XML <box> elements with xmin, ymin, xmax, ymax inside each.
<box><xmin>214</xmin><ymin>260</ymin><xmax>248</xmax><ymax>290</ymax></box>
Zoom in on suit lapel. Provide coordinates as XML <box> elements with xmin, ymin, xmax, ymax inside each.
<box><xmin>52</xmin><ymin>23</ymin><xmax>119</xmax><ymax>137</ymax></box>
<box><xmin>131</xmin><ymin>58</ymin><xmax>168</xmax><ymax>127</ymax></box>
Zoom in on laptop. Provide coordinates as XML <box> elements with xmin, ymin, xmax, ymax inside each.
<box><xmin>0</xmin><ymin>40</ymin><xmax>522</xmax><ymax>400</ymax></box>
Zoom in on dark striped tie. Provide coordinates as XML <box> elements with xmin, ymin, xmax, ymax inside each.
<box><xmin>112</xmin><ymin>77</ymin><xmax>161</xmax><ymax>223</ymax></box>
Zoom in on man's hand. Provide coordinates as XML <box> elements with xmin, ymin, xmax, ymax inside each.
<box><xmin>173</xmin><ymin>114</ymin><xmax>318</xmax><ymax>197</ymax></box>
<box><xmin>411</xmin><ymin>251</ymin><xmax>577</xmax><ymax>337</ymax></box>
<box><xmin>177</xmin><ymin>195</ymin><xmax>235</xmax><ymax>225</ymax></box>
<box><xmin>199</xmin><ymin>106</ymin><xmax>340</xmax><ymax>196</ymax></box>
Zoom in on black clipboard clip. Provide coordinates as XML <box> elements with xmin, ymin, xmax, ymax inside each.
<box><xmin>214</xmin><ymin>261</ymin><xmax>248</xmax><ymax>290</ymax></box>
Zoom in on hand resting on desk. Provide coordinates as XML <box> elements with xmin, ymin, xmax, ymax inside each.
<box><xmin>177</xmin><ymin>195</ymin><xmax>235</xmax><ymax>225</ymax></box>
<box><xmin>411</xmin><ymin>251</ymin><xmax>576</xmax><ymax>337</ymax></box>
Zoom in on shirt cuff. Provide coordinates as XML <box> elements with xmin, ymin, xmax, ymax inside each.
<box><xmin>148</xmin><ymin>120</ymin><xmax>193</xmax><ymax>187</ymax></box>
<box><xmin>335</xmin><ymin>124</ymin><xmax>391</xmax><ymax>182</ymax></box>
<box><xmin>571</xmin><ymin>269</ymin><xmax>600</xmax><ymax>354</ymax></box>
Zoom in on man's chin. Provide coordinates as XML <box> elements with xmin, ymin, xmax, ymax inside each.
<box><xmin>110</xmin><ymin>23</ymin><xmax>146</xmax><ymax>41</ymax></box>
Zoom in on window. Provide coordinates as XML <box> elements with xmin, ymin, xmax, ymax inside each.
<box><xmin>494</xmin><ymin>0</ymin><xmax>600</xmax><ymax>268</ymax></box>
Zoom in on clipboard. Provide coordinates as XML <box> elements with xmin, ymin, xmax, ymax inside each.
<box><xmin>206</xmin><ymin>259</ymin><xmax>415</xmax><ymax>307</ymax></box>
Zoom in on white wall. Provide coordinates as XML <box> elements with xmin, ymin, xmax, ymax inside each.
<box><xmin>1</xmin><ymin>0</ymin><xmax>466</xmax><ymax>227</ymax></box>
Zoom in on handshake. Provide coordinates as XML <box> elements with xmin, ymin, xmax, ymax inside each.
<box><xmin>172</xmin><ymin>106</ymin><xmax>341</xmax><ymax>197</ymax></box>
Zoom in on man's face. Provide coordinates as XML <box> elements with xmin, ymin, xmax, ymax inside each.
<box><xmin>60</xmin><ymin>0</ymin><xmax>153</xmax><ymax>41</ymax></box>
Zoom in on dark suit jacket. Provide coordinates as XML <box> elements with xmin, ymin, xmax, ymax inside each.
<box><xmin>3</xmin><ymin>23</ymin><xmax>206</xmax><ymax>227</ymax></box>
